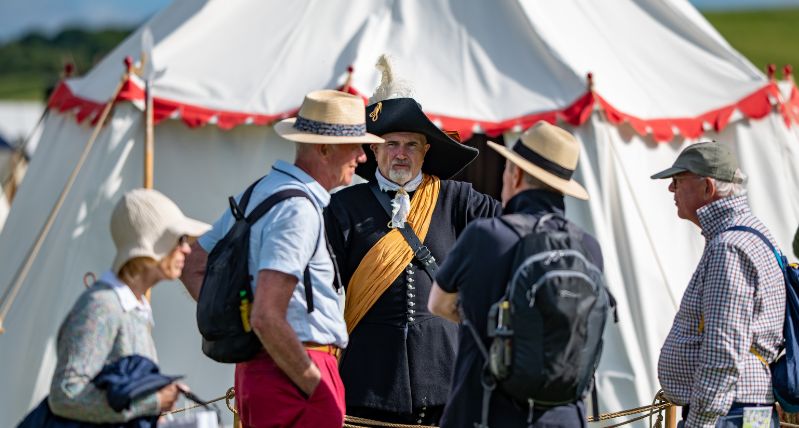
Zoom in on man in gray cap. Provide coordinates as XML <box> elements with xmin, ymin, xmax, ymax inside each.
<box><xmin>653</xmin><ymin>141</ymin><xmax>785</xmax><ymax>427</ymax></box>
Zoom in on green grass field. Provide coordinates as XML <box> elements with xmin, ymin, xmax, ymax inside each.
<box><xmin>0</xmin><ymin>72</ymin><xmax>53</xmax><ymax>100</ymax></box>
<box><xmin>703</xmin><ymin>8</ymin><xmax>799</xmax><ymax>76</ymax></box>
<box><xmin>0</xmin><ymin>9</ymin><xmax>797</xmax><ymax>100</ymax></box>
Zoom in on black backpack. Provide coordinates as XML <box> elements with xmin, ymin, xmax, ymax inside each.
<box><xmin>464</xmin><ymin>213</ymin><xmax>614</xmax><ymax>427</ymax></box>
<box><xmin>196</xmin><ymin>179</ymin><xmax>316</xmax><ymax>363</ymax></box>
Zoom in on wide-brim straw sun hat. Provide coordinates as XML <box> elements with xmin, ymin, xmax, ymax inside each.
<box><xmin>274</xmin><ymin>90</ymin><xmax>384</xmax><ymax>144</ymax></box>
<box><xmin>111</xmin><ymin>188</ymin><xmax>211</xmax><ymax>272</ymax></box>
<box><xmin>488</xmin><ymin>121</ymin><xmax>589</xmax><ymax>200</ymax></box>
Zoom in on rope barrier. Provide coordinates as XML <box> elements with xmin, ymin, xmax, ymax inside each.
<box><xmin>161</xmin><ymin>394</ymin><xmax>227</xmax><ymax>416</ymax></box>
<box><xmin>184</xmin><ymin>387</ymin><xmax>678</xmax><ymax>428</ymax></box>
<box><xmin>161</xmin><ymin>386</ymin><xmax>799</xmax><ymax>428</ymax></box>
<box><xmin>586</xmin><ymin>401</ymin><xmax>671</xmax><ymax>422</ymax></box>
<box><xmin>344</xmin><ymin>415</ymin><xmax>437</xmax><ymax>428</ymax></box>
<box><xmin>161</xmin><ymin>387</ymin><xmax>236</xmax><ymax>416</ymax></box>
<box><xmin>343</xmin><ymin>395</ymin><xmax>674</xmax><ymax>428</ymax></box>
<box><xmin>603</xmin><ymin>409</ymin><xmax>662</xmax><ymax>428</ymax></box>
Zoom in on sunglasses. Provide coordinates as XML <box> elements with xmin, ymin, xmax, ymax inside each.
<box><xmin>670</xmin><ymin>175</ymin><xmax>704</xmax><ymax>190</ymax></box>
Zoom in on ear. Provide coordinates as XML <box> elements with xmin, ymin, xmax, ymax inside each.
<box><xmin>319</xmin><ymin>144</ymin><xmax>331</xmax><ymax>157</ymax></box>
<box><xmin>369</xmin><ymin>143</ymin><xmax>379</xmax><ymax>155</ymax></box>
<box><xmin>703</xmin><ymin>177</ymin><xmax>716</xmax><ymax>199</ymax></box>
<box><xmin>511</xmin><ymin>163</ymin><xmax>524</xmax><ymax>188</ymax></box>
<box><xmin>422</xmin><ymin>143</ymin><xmax>431</xmax><ymax>156</ymax></box>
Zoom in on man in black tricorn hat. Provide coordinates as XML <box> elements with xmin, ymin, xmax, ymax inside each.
<box><xmin>324</xmin><ymin>55</ymin><xmax>501</xmax><ymax>424</ymax></box>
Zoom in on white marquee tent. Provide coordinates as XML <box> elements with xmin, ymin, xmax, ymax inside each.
<box><xmin>2</xmin><ymin>0</ymin><xmax>799</xmax><ymax>425</ymax></box>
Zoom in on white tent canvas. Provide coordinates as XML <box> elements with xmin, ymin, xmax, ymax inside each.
<box><xmin>2</xmin><ymin>0</ymin><xmax>799</xmax><ymax>426</ymax></box>
<box><xmin>0</xmin><ymin>101</ymin><xmax>43</xmax><ymax>232</ymax></box>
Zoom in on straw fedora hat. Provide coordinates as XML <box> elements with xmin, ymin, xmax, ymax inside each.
<box><xmin>274</xmin><ymin>90</ymin><xmax>384</xmax><ymax>144</ymax></box>
<box><xmin>488</xmin><ymin>121</ymin><xmax>589</xmax><ymax>200</ymax></box>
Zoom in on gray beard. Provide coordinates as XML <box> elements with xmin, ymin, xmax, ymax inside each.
<box><xmin>388</xmin><ymin>169</ymin><xmax>412</xmax><ymax>185</ymax></box>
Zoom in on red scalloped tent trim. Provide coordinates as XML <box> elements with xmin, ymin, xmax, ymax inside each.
<box><xmin>595</xmin><ymin>83</ymin><xmax>784</xmax><ymax>142</ymax></box>
<box><xmin>783</xmin><ymin>82</ymin><xmax>799</xmax><ymax>126</ymax></box>
<box><xmin>47</xmin><ymin>78</ymin><xmax>792</xmax><ymax>142</ymax></box>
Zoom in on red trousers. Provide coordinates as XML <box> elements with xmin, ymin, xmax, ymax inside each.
<box><xmin>235</xmin><ymin>350</ymin><xmax>345</xmax><ymax>428</ymax></box>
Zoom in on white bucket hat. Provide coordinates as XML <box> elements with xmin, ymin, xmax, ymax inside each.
<box><xmin>488</xmin><ymin>121</ymin><xmax>589</xmax><ymax>200</ymax></box>
<box><xmin>274</xmin><ymin>89</ymin><xmax>384</xmax><ymax>144</ymax></box>
<box><xmin>110</xmin><ymin>189</ymin><xmax>211</xmax><ymax>272</ymax></box>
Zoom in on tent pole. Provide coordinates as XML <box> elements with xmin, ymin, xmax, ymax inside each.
<box><xmin>144</xmin><ymin>81</ymin><xmax>154</xmax><ymax>189</ymax></box>
<box><xmin>0</xmin><ymin>71</ymin><xmax>128</xmax><ymax>335</ymax></box>
<box><xmin>143</xmin><ymin>82</ymin><xmax>154</xmax><ymax>303</ymax></box>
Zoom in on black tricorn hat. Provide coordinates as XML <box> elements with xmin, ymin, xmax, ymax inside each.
<box><xmin>355</xmin><ymin>98</ymin><xmax>479</xmax><ymax>180</ymax></box>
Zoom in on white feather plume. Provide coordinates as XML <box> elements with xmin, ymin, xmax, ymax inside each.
<box><xmin>369</xmin><ymin>54</ymin><xmax>415</xmax><ymax>104</ymax></box>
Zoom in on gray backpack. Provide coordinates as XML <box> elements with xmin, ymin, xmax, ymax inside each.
<box><xmin>464</xmin><ymin>213</ymin><xmax>614</xmax><ymax>427</ymax></box>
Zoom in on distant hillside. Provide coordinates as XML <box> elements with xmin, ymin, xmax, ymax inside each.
<box><xmin>0</xmin><ymin>27</ymin><xmax>131</xmax><ymax>100</ymax></box>
<box><xmin>703</xmin><ymin>8</ymin><xmax>799</xmax><ymax>74</ymax></box>
<box><xmin>0</xmin><ymin>9</ymin><xmax>797</xmax><ymax>101</ymax></box>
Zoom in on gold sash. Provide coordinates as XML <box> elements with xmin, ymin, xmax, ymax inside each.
<box><xmin>344</xmin><ymin>174</ymin><xmax>441</xmax><ymax>333</ymax></box>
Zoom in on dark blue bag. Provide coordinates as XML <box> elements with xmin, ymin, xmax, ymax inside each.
<box><xmin>727</xmin><ymin>225</ymin><xmax>799</xmax><ymax>412</ymax></box>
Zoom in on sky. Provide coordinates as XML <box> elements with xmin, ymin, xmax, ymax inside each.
<box><xmin>0</xmin><ymin>0</ymin><xmax>798</xmax><ymax>43</ymax></box>
<box><xmin>0</xmin><ymin>0</ymin><xmax>172</xmax><ymax>42</ymax></box>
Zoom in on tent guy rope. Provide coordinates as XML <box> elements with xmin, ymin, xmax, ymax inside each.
<box><xmin>0</xmin><ymin>64</ymin><xmax>130</xmax><ymax>335</ymax></box>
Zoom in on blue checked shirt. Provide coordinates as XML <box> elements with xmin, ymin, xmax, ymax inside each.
<box><xmin>657</xmin><ymin>195</ymin><xmax>785</xmax><ymax>427</ymax></box>
<box><xmin>199</xmin><ymin>160</ymin><xmax>348</xmax><ymax>349</ymax></box>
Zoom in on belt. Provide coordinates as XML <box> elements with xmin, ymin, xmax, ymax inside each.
<box><xmin>682</xmin><ymin>402</ymin><xmax>773</xmax><ymax>420</ymax></box>
<box><xmin>303</xmin><ymin>342</ymin><xmax>341</xmax><ymax>359</ymax></box>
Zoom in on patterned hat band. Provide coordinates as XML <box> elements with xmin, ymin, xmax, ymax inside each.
<box><xmin>293</xmin><ymin>115</ymin><xmax>366</xmax><ymax>137</ymax></box>
<box><xmin>512</xmin><ymin>140</ymin><xmax>574</xmax><ymax>180</ymax></box>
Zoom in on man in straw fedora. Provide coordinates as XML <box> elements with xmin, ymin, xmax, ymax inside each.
<box><xmin>429</xmin><ymin>121</ymin><xmax>604</xmax><ymax>427</ymax></box>
<box><xmin>324</xmin><ymin>55</ymin><xmax>501</xmax><ymax>424</ymax></box>
<box><xmin>181</xmin><ymin>90</ymin><xmax>384</xmax><ymax>428</ymax></box>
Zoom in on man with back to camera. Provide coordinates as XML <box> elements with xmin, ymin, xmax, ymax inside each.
<box><xmin>428</xmin><ymin>121</ymin><xmax>602</xmax><ymax>427</ymax></box>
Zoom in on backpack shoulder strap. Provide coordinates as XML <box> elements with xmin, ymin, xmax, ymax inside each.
<box><xmin>243</xmin><ymin>188</ymin><xmax>324</xmax><ymax>313</ymax></box>
<box><xmin>246</xmin><ymin>188</ymin><xmax>311</xmax><ymax>224</ymax></box>
<box><xmin>725</xmin><ymin>225</ymin><xmax>785</xmax><ymax>270</ymax></box>
<box><xmin>499</xmin><ymin>212</ymin><xmax>568</xmax><ymax>238</ymax></box>
<box><xmin>229</xmin><ymin>177</ymin><xmax>263</xmax><ymax>221</ymax></box>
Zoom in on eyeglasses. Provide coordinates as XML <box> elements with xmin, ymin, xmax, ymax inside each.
<box><xmin>670</xmin><ymin>175</ymin><xmax>704</xmax><ymax>190</ymax></box>
<box><xmin>178</xmin><ymin>235</ymin><xmax>190</xmax><ymax>246</ymax></box>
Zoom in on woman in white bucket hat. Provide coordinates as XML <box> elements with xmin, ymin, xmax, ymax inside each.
<box><xmin>43</xmin><ymin>189</ymin><xmax>210</xmax><ymax>424</ymax></box>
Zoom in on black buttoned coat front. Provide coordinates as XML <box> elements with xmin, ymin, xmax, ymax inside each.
<box><xmin>324</xmin><ymin>179</ymin><xmax>500</xmax><ymax>414</ymax></box>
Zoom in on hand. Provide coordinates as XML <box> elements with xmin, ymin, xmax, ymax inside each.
<box><xmin>157</xmin><ymin>383</ymin><xmax>180</xmax><ymax>412</ymax></box>
<box><xmin>298</xmin><ymin>363</ymin><xmax>322</xmax><ymax>397</ymax></box>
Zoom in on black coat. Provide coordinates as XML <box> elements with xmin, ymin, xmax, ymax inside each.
<box><xmin>325</xmin><ymin>180</ymin><xmax>501</xmax><ymax>413</ymax></box>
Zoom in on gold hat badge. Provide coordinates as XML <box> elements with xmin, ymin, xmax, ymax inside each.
<box><xmin>369</xmin><ymin>101</ymin><xmax>382</xmax><ymax>122</ymax></box>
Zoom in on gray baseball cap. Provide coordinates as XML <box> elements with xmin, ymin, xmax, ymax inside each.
<box><xmin>650</xmin><ymin>141</ymin><xmax>742</xmax><ymax>183</ymax></box>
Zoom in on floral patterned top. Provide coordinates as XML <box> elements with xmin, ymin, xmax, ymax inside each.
<box><xmin>48</xmin><ymin>271</ymin><xmax>161</xmax><ymax>422</ymax></box>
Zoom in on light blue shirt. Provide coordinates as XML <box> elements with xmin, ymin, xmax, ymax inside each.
<box><xmin>199</xmin><ymin>160</ymin><xmax>347</xmax><ymax>348</ymax></box>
